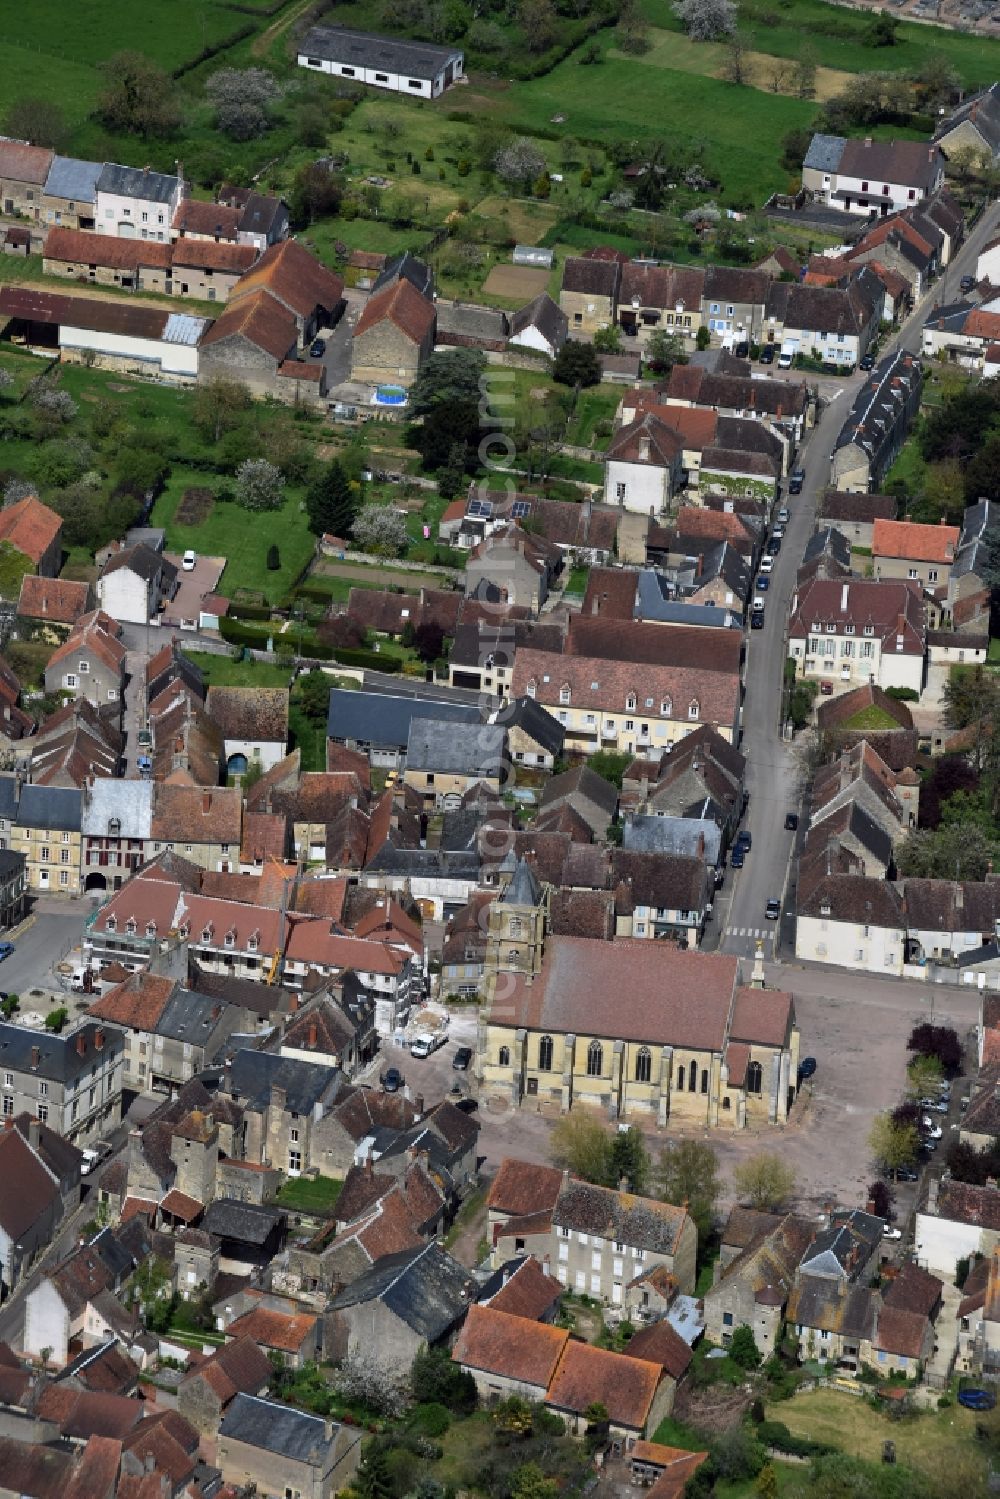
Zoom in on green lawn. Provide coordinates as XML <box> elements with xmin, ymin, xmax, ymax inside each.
<box><xmin>844</xmin><ymin>704</ymin><xmax>905</xmax><ymax>730</ymax></box>
<box><xmin>0</xmin><ymin>544</ymin><xmax>34</xmax><ymax>604</ymax></box>
<box><xmin>152</xmin><ymin>476</ymin><xmax>316</xmax><ymax>604</ymax></box>
<box><xmin>276</xmin><ymin>1174</ymin><xmax>343</xmax><ymax>1213</ymax></box>
<box><xmin>183</xmin><ymin>652</ymin><xmax>294</xmax><ymax>689</ymax></box>
<box><xmin>885</xmin><ymin>435</ymin><xmax>927</xmax><ymax>498</ymax></box>
<box><xmin>566</xmin><ymin>386</ymin><xmax>621</xmax><ymax>450</ymax></box>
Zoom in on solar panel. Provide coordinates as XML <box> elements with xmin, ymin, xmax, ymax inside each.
<box><xmin>468</xmin><ymin>499</ymin><xmax>485</xmax><ymax>517</ymax></box>
<box><xmin>480</xmin><ymin>499</ymin><xmax>493</xmax><ymax>518</ymax></box>
<box><xmin>511</xmin><ymin>500</ymin><xmax>531</xmax><ymax>518</ymax></box>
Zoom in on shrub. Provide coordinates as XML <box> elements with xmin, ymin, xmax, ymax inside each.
<box><xmin>407</xmin><ymin>1402</ymin><xmax>451</xmax><ymax>1437</ymax></box>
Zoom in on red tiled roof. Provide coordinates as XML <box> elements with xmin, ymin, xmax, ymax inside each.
<box><xmin>546</xmin><ymin>1340</ymin><xmax>662</xmax><ymax>1429</ymax></box>
<box><xmin>200</xmin><ymin>287</ymin><xmax>296</xmax><ymax>361</ymax></box>
<box><xmin>453</xmin><ymin>1305</ymin><xmax>569</xmax><ymax>1388</ymax></box>
<box><xmin>872</xmin><ymin>519</ymin><xmax>959</xmax><ymax>564</ymax></box>
<box><xmin>729</xmin><ymin>986</ymin><xmax>794</xmax><ymax>1047</ymax></box>
<box><xmin>623</xmin><ymin>1322</ymin><xmax>692</xmax><ymax>1381</ymax></box>
<box><xmin>230</xmin><ymin>237</ymin><xmax>343</xmax><ymax>320</ymax></box>
<box><xmin>0</xmin><ymin>140</ymin><xmax>53</xmax><ymax>185</ymax></box>
<box><xmin>87</xmin><ymin>972</ymin><xmax>176</xmax><ymax>1031</ymax></box>
<box><xmin>512</xmin><ymin>646</ymin><xmax>740</xmax><ymax>732</ymax></box>
<box><xmin>0</xmin><ymin>1127</ymin><xmax>60</xmax><ymax>1242</ymax></box>
<box><xmin>486</xmin><ymin>1256</ymin><xmax>564</xmax><ymax>1320</ymax></box>
<box><xmin>17</xmin><ymin>575</ymin><xmax>90</xmax><ymax>625</ymax></box>
<box><xmin>44</xmin><ymin>227</ymin><xmax>172</xmax><ymax>271</ymax></box>
<box><xmin>0</xmin><ymin>494</ymin><xmax>61</xmax><ymax>565</ymax></box>
<box><xmin>487</xmin><ymin>1159</ymin><xmax>564</xmax><ymax>1217</ymax></box>
<box><xmin>160</xmin><ymin>1188</ymin><xmax>203</xmax><ymax>1222</ymax></box>
<box><xmin>172</xmin><ymin>198</ymin><xmax>240</xmax><ymax>239</ymax></box>
<box><xmin>354</xmin><ymin>275</ymin><xmax>435</xmax><ymax>344</ymax></box>
<box><xmin>225</xmin><ymin>1306</ymin><xmax>317</xmax><ymax>1352</ymax></box>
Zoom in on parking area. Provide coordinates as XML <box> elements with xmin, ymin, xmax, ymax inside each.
<box><xmin>162</xmin><ymin>552</ymin><xmax>226</xmax><ymax>627</ymax></box>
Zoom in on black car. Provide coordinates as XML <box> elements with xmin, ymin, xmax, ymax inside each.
<box><xmin>731</xmin><ymin>845</ymin><xmax>745</xmax><ymax>868</ymax></box>
<box><xmin>765</xmin><ymin>537</ymin><xmax>781</xmax><ymax>556</ymax></box>
<box><xmin>961</xmin><ymin>274</ymin><xmax>976</xmax><ymax>293</ymax></box>
<box><xmin>453</xmin><ymin>1046</ymin><xmax>473</xmax><ymax>1071</ymax></box>
<box><xmin>759</xmin><ymin>345</ymin><xmax>775</xmax><ymax>364</ymax></box>
<box><xmin>733</xmin><ymin>341</ymin><xmax>749</xmax><ymax>358</ymax></box>
<box><xmin>735</xmin><ymin>830</ymin><xmax>751</xmax><ymax>851</ymax></box>
<box><xmin>380</xmin><ymin>1067</ymin><xmax>403</xmax><ymax>1092</ymax></box>
<box><xmin>798</xmin><ymin>1056</ymin><xmax>817</xmax><ymax>1080</ymax></box>
<box><xmin>788</xmin><ymin>470</ymin><xmax>805</xmax><ymax>494</ymax></box>
<box><xmin>750</xmin><ymin>611</ymin><xmax>765</xmax><ymax>630</ymax></box>
<box><xmin>784</xmin><ymin>812</ymin><xmax>799</xmax><ymax>831</ymax></box>
<box><xmin>765</xmin><ymin>898</ymin><xmax>781</xmax><ymax>920</ymax></box>
<box><xmin>309</xmin><ymin>337</ymin><xmax>327</xmax><ymax>358</ymax></box>
<box><xmin>896</xmin><ymin>1167</ymin><xmax>919</xmax><ymax>1182</ymax></box>
<box><xmin>859</xmin><ymin>353</ymin><xmax>875</xmax><ymax>370</ymax></box>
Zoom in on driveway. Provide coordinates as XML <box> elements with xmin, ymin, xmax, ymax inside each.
<box><xmin>321</xmin><ymin>288</ymin><xmax>366</xmax><ymax>396</ymax></box>
<box><xmin>162</xmin><ymin>553</ymin><xmax>226</xmax><ymax>627</ymax></box>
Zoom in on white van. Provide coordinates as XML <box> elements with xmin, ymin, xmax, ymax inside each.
<box><xmin>410</xmin><ymin>1032</ymin><xmax>443</xmax><ymax>1058</ymax></box>
<box><xmin>70</xmin><ymin>968</ymin><xmax>90</xmax><ymax>993</ymax></box>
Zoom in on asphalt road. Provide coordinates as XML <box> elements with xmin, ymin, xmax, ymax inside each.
<box><xmin>711</xmin><ymin>203</ymin><xmax>1000</xmax><ymax>963</ymax></box>
<box><xmin>1</xmin><ymin>905</ymin><xmax>89</xmax><ymax>996</ymax></box>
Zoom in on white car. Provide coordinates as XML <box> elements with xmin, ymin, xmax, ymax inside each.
<box><xmin>922</xmin><ymin>1118</ymin><xmax>943</xmax><ymax>1139</ymax></box>
<box><xmin>759</xmin><ymin>555</ymin><xmax>774</xmax><ymax>574</ymax></box>
<box><xmin>752</xmin><ymin>595</ymin><xmax>765</xmax><ymax>612</ymax></box>
<box><xmin>881</xmin><ymin>1224</ymin><xmax>902</xmax><ymax>1241</ymax></box>
<box><xmin>776</xmin><ymin>507</ymin><xmax>790</xmax><ymax>524</ymax></box>
<box><xmin>182</xmin><ymin>550</ymin><xmax>197</xmax><ymax>571</ymax></box>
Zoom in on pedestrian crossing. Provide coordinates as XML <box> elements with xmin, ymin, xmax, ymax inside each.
<box><xmin>723</xmin><ymin>927</ymin><xmax>775</xmax><ymax>943</ymax></box>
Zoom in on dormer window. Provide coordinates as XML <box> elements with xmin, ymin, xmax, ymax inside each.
<box><xmin>108</xmin><ymin>818</ymin><xmax>121</xmax><ymax>837</ymax></box>
<box><xmin>106</xmin><ymin>916</ymin><xmax>117</xmax><ymax>932</ymax></box>
<box><xmin>526</xmin><ymin>679</ymin><xmax>536</xmax><ymax>698</ymax></box>
<box><xmin>224</xmin><ymin>928</ymin><xmax>236</xmax><ymax>949</ymax></box>
<box><xmin>844</xmin><ymin>624</ymin><xmax>855</xmax><ymax>635</ymax></box>
<box><xmin>661</xmin><ymin>696</ymin><xmax>672</xmax><ymax>717</ymax></box>
<box><xmin>248</xmin><ymin>931</ymin><xmax>259</xmax><ymax>952</ymax></box>
<box><xmin>645</xmin><ymin>697</ymin><xmax>654</xmax><ymax>708</ymax></box>
<box><xmin>826</xmin><ymin>623</ymin><xmax>836</xmax><ymax>633</ymax></box>
<box><xmin>145</xmin><ymin>922</ymin><xmax>156</xmax><ymax>938</ymax></box>
<box><xmin>688</xmin><ymin>699</ymin><xmax>699</xmax><ymax>720</ymax></box>
<box><xmin>626</xmin><ymin>693</ymin><xmax>636</xmax><ymax>711</ymax></box>
<box><xmin>125</xmin><ymin>918</ymin><xmax>137</xmax><ymax>935</ymax></box>
<box><xmin>820</xmin><ymin>901</ymin><xmax>831</xmax><ymax>917</ymax></box>
<box><xmin>201</xmin><ymin>926</ymin><xmax>213</xmax><ymax>943</ymax></box>
<box><xmin>179</xmin><ymin>922</ymin><xmax>190</xmax><ymax>939</ymax></box>
<box><xmin>863</xmin><ymin>625</ymin><xmax>874</xmax><ymax>637</ymax></box>
<box><xmin>559</xmin><ymin>684</ymin><xmax>571</xmax><ymax>705</ymax></box>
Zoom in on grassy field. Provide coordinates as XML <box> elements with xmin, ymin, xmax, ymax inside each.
<box><xmin>770</xmin><ymin>1388</ymin><xmax>989</xmax><ymax>1488</ymax></box>
<box><xmin>276</xmin><ymin>1174</ymin><xmax>343</xmax><ymax>1212</ymax></box>
<box><xmin>184</xmin><ymin>651</ymin><xmax>294</xmax><ymax>688</ymax></box>
<box><xmin>151</xmin><ymin>474</ymin><xmax>316</xmax><ymax>604</ymax></box>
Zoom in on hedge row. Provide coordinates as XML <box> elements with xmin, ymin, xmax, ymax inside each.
<box><xmin>227</xmin><ymin>602</ymin><xmax>273</xmax><ymax>622</ymax></box>
<box><xmin>330</xmin><ymin>647</ymin><xmax>400</xmax><ymax>672</ymax></box>
<box><xmin>757</xmin><ymin>1420</ymin><xmax>836</xmax><ymax>1459</ymax></box>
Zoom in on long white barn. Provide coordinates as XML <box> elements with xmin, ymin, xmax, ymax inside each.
<box><xmin>297</xmin><ymin>24</ymin><xmax>463</xmax><ymax>99</ymax></box>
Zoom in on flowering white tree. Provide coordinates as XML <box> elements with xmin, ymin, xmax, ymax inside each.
<box><xmin>234</xmin><ymin>458</ymin><xmax>285</xmax><ymax>512</ymax></box>
<box><xmin>494</xmin><ymin>138</ymin><xmax>547</xmax><ymax>189</ymax></box>
<box><xmin>673</xmin><ymin>0</ymin><xmax>737</xmax><ymax>39</ymax></box>
<box><xmin>206</xmin><ymin>67</ymin><xmax>280</xmax><ymax>140</ymax></box>
<box><xmin>352</xmin><ymin>505</ymin><xmax>409</xmax><ymax>557</ymax></box>
<box><xmin>333</xmin><ymin>1350</ymin><xmax>406</xmax><ymax>1417</ymax></box>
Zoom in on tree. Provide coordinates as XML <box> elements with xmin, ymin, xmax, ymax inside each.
<box><xmin>266</xmin><ymin>544</ymin><xmax>280</xmax><ymax>571</ymax></box>
<box><xmin>593</xmin><ymin>324</ymin><xmax>622</xmax><ymax>354</ymax></box>
<box><xmin>729</xmin><ymin>1324</ymin><xmax>762</xmax><ymax>1370</ymax></box>
<box><xmin>710</xmin><ymin>1426</ymin><xmax>765</xmax><ymax>1482</ymax></box>
<box><xmin>206</xmin><ymin>67</ymin><xmax>279</xmax><ymax>141</ymax></box>
<box><xmin>234</xmin><ymin>458</ymin><xmax>284</xmax><ymax>513</ymax></box>
<box><xmin>193</xmin><ymin>376</ymin><xmax>252</xmax><ymax>444</ymax></box>
<box><xmin>356</xmin><ymin>1443</ymin><xmax>395</xmax><ymax>1499</ymax></box>
<box><xmin>335</xmin><ymin>1351</ymin><xmax>406</xmax><ymax>1417</ymax></box>
<box><xmin>553</xmin><ymin>341</ymin><xmax>601</xmax><ymax>389</ymax></box>
<box><xmin>906</xmin><ymin>1053</ymin><xmax>943</xmax><ymax>1099</ymax></box>
<box><xmin>288</xmin><ymin>162</ymin><xmax>343</xmax><ymax>226</ymax></box>
<box><xmin>609</xmin><ymin>1126</ymin><xmax>651</xmax><ymax>1194</ymax></box>
<box><xmin>587</xmin><ymin>749</ymin><xmax>631</xmax><ymax>787</ymax></box>
<box><xmin>756</xmin><ymin>1464</ymin><xmax>779</xmax><ymax>1499</ymax></box>
<box><xmin>44</xmin><ymin>1007</ymin><xmax>68</xmax><ymax>1033</ymax></box>
<box><xmin>495</xmin><ymin>139</ymin><xmax>547</xmax><ymax>189</ymax></box>
<box><xmin>869</xmin><ymin>1111</ymin><xmax>918</xmax><ymax>1177</ymax></box>
<box><xmin>866</xmin><ymin>12</ymin><xmax>899</xmax><ymax>45</ymax></box>
<box><xmin>908</xmin><ymin>1022</ymin><xmax>962</xmax><ymax>1074</ymax></box>
<box><xmin>413</xmin><ymin>401</ymin><xmax>480</xmax><ymax>473</ymax></box>
<box><xmin>410</xmin><ymin>1346</ymin><xmax>477</xmax><ymax>1414</ymax></box>
<box><xmin>658</xmin><ymin>1139</ymin><xmax>720</xmax><ymax>1245</ymax></box>
<box><xmin>732</xmin><ymin>1152</ymin><xmax>796</xmax><ymax>1211</ymax></box>
<box><xmin>868</xmin><ymin>1178</ymin><xmax>893</xmax><ymax>1218</ymax></box>
<box><xmin>895</xmin><ymin>821</ymin><xmax>997</xmax><ymax>881</ymax></box>
<box><xmin>942</xmin><ymin>666</ymin><xmax>1000</xmax><ymax>732</ymax></box>
<box><xmin>97</xmin><ymin>51</ymin><xmax>180</xmax><ymax>137</ymax></box>
<box><xmin>306</xmin><ymin>461</ymin><xmax>357</xmax><ymax>538</ymax></box>
<box><xmin>410</xmin><ymin>349</ymin><xmax>486</xmax><ymax>418</ymax></box>
<box><xmin>509</xmin><ymin>1464</ymin><xmax>558</xmax><ymax>1499</ymax></box>
<box><xmin>3</xmin><ymin>97</ymin><xmax>68</xmax><ymax>152</ymax></box>
<box><xmin>915</xmin><ymin>51</ymin><xmax>960</xmax><ymax>109</ymax></box>
<box><xmin>550</xmin><ymin>1114</ymin><xmax>613</xmax><ymax>1184</ymax></box>
<box><xmin>672</xmin><ymin>0</ymin><xmax>737</xmax><ymax>40</ymax></box>
<box><xmin>645</xmin><ymin>330</ymin><xmax>688</xmax><ymax>373</ymax></box>
<box><xmin>518</xmin><ymin>0</ymin><xmax>559</xmax><ymax>52</ymax></box>
<box><xmin>616</xmin><ymin>0</ymin><xmax>651</xmax><ymax>54</ymax></box>
<box><xmin>916</xmin><ymin>458</ymin><xmax>965</xmax><ymax>524</ymax></box>
<box><xmin>696</xmin><ymin>325</ymin><xmax>711</xmax><ymax>350</ymax></box>
<box><xmin>352</xmin><ymin>505</ymin><xmax>409</xmax><ymax>557</ymax></box>
<box><xmin>722</xmin><ymin>29</ymin><xmax>753</xmax><ymax>87</ymax></box>
<box><xmin>413</xmin><ymin>621</ymin><xmax>445</xmax><ymax>664</ymax></box>
<box><xmin>792</xmin><ymin>45</ymin><xmax>818</xmax><ymax>98</ymax></box>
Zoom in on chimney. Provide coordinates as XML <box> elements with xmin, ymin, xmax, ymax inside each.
<box><xmin>95</xmin><ymin>1028</ymin><xmax>105</xmax><ymax>1051</ymax></box>
<box><xmin>841</xmin><ymin>582</ymin><xmax>849</xmax><ymax>612</ymax></box>
<box><xmin>202</xmin><ymin>792</ymin><xmax>211</xmax><ymax>814</ymax></box>
<box><xmin>76</xmin><ymin>1032</ymin><xmax>86</xmax><ymax>1057</ymax></box>
<box><xmin>414</xmin><ymin>1095</ymin><xmax>424</xmax><ymax>1116</ymax></box>
<box><xmin>30</xmin><ymin>1046</ymin><xmax>39</xmax><ymax>1068</ymax></box>
<box><xmin>28</xmin><ymin>1118</ymin><xmax>40</xmax><ymax>1151</ymax></box>
<box><xmin>697</xmin><ymin>830</ymin><xmax>705</xmax><ymax>857</ymax></box>
<box><xmin>639</xmin><ymin>435</ymin><xmax>650</xmax><ymax>462</ymax></box>
<box><xmin>365</xmin><ymin>1153</ymin><xmax>374</xmax><ymax>1178</ymax></box>
<box><xmin>307</xmin><ymin>1021</ymin><xmax>318</xmax><ymax>1049</ymax></box>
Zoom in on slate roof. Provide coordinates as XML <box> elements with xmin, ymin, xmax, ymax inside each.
<box><xmin>0</xmin><ymin>1019</ymin><xmax>122</xmax><ymax>1084</ymax></box>
<box><xmin>804</xmin><ymin>134</ymin><xmax>847</xmax><ymax>173</ymax></box>
<box><xmin>819</xmin><ymin>490</ymin><xmax>898</xmax><ymax>524</ymax></box>
<box><xmin>786</xmin><ymin>1276</ymin><xmax>874</xmax><ymax>1340</ymax></box>
<box><xmin>201</xmin><ymin>1198</ymin><xmax>284</xmax><ymax>1245</ymax></box>
<box><xmin>561</xmin><ymin>256</ymin><xmax>621</xmax><ymax>298</ymax></box>
<box><xmin>493</xmin><ymin>696</ymin><xmax>564</xmax><ymax>756</ymax></box>
<box><xmin>405</xmin><ymin>717</ymin><xmax>505</xmax><ymax>776</ymax></box>
<box><xmin>220</xmin><ymin>1392</ymin><xmax>336</xmax><ymax>1462</ymax></box>
<box><xmin>96</xmin><ymin>164</ymin><xmax>179</xmax><ymax>203</ymax></box>
<box><xmin>328</xmin><ymin>687</ymin><xmax>480</xmax><ymax>748</ymax></box>
<box><xmin>43</xmin><ymin>156</ymin><xmax>103</xmax><ymax>202</ymax></box>
<box><xmin>510</xmin><ymin>292</ymin><xmax>568</xmax><ymax>347</ymax></box>
<box><xmin>935</xmin><ymin>82</ymin><xmax>1000</xmax><ymax>154</ymax></box>
<box><xmin>838</xmin><ymin>137</ymin><xmax>943</xmax><ymax>191</ymax></box>
<box><xmin>227</xmin><ymin>1048</ymin><xmax>345</xmax><ymax>1115</ymax></box>
<box><xmin>329</xmin><ymin>1241</ymin><xmax>476</xmax><ymax>1339</ymax></box>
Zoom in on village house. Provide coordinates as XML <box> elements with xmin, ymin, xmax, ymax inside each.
<box><xmin>922</xmin><ymin>299</ymin><xmax>1000</xmax><ymax>369</ymax></box>
<box><xmin>205</xmin><ymin>686</ymin><xmax>289</xmax><ymax>776</ymax></box>
<box><xmin>616</xmin><ymin>262</ymin><xmax>703</xmax><ymax>345</ymax></box>
<box><xmin>871</xmin><ymin>518</ymin><xmax>959</xmax><ymax>590</ymax></box>
<box><xmin>604</xmin><ymin>413</ymin><xmax>684</xmax><ymax>514</ymax></box>
<box><xmin>95</xmin><ymin>164</ymin><xmax>186</xmax><ymax>241</ymax></box>
<box><xmin>934</xmin><ymin>84</ymin><xmax>1000</xmax><ymax>162</ymax></box>
<box><xmin>328</xmin><ymin>1241</ymin><xmax>477</xmax><ymax>1375</ymax></box>
<box><xmin>0</xmin><ymin>139</ymin><xmax>54</xmax><ymax>220</ymax></box>
<box><xmin>176</xmin><ymin>1335</ymin><xmax>272</xmax><ymax>1436</ymax></box>
<box><xmin>763</xmin><ymin>271</ymin><xmax>882</xmax><ymax>368</ymax></box>
<box><xmin>96</xmin><ymin>542</ymin><xmax>177</xmax><ymax>625</ymax></box>
<box><xmin>44</xmin><ymin>609</ymin><xmax>126</xmax><ymax>710</ymax></box>
<box><xmin>2</xmin><ymin>779</ymin><xmax>84</xmax><ymax>896</ymax></box>
<box><xmin>40</xmin><ymin>155</ymin><xmax>102</xmax><ymax>230</ymax></box>
<box><xmin>218</xmin><ymin>1392</ymin><xmax>362</xmax><ymax>1499</ymax></box>
<box><xmin>817</xmin><ymin>490</ymin><xmax>898</xmax><ymax>549</ymax></box>
<box><xmin>508</xmin><ymin>293</ymin><xmax>568</xmax><ymax>357</ymax></box>
<box><xmin>297</xmin><ymin>24</ymin><xmax>463</xmax><ymax>96</ymax></box>
<box><xmin>0</xmin><ymin>1121</ymin><xmax>78</xmax><ymax>1300</ymax></box>
<box><xmin>42</xmin><ymin>228</ymin><xmax>256</xmax><ymax>302</ymax></box>
<box><xmin>402</xmin><ymin>718</ymin><xmax>507</xmax><ymax>809</ymax></box>
<box><xmin>787</xmin><ymin>578</ymin><xmax>926</xmax><ymax>696</ymax></box>
<box><xmin>559</xmin><ymin>256</ymin><xmax>621</xmax><ymax>334</ymax></box>
<box><xmin>802</xmin><ymin>134</ymin><xmax>945</xmax><ymax>217</ymax></box>
<box><xmin>351</xmin><ymin>277</ymin><xmax>436</xmax><ymax>386</ymax></box>
<box><xmin>0</xmin><ymin>494</ymin><xmax>63</xmax><ymax>579</ymax></box>
<box><xmin>830</xmin><ymin>350</ymin><xmax>922</xmax><ymax>492</ymax></box>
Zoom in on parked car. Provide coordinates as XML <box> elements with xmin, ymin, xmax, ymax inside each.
<box><xmin>771</xmin><ymin>524</ymin><xmax>785</xmax><ymax>540</ymax></box>
<box><xmin>820</xmin><ymin>682</ymin><xmax>834</xmax><ymax>695</ymax></box>
<box><xmin>735</xmin><ymin>831</ymin><xmax>752</xmax><ymax>852</ymax></box>
<box><xmin>380</xmin><ymin>1067</ymin><xmax>404</xmax><ymax>1092</ymax></box>
<box><xmin>759</xmin><ymin>345</ymin><xmax>775</xmax><ymax>364</ymax></box>
<box><xmin>859</xmin><ymin>353</ymin><xmax>875</xmax><ymax>371</ymax></box>
<box><xmin>759</xmin><ymin>555</ymin><xmax>774</xmax><ymax>574</ymax></box>
<box><xmin>788</xmin><ymin>470</ymin><xmax>805</xmax><ymax>494</ymax></box>
<box><xmin>896</xmin><ymin>1167</ymin><xmax>919</xmax><ymax>1182</ymax></box>
<box><xmin>765</xmin><ymin>898</ymin><xmax>781</xmax><ymax>920</ymax></box>
<box><xmin>731</xmin><ymin>845</ymin><xmax>745</xmax><ymax>868</ymax></box>
<box><xmin>765</xmin><ymin>537</ymin><xmax>781</xmax><ymax>556</ymax></box>
<box><xmin>750</xmin><ymin>612</ymin><xmax>765</xmax><ymax>630</ymax></box>
<box><xmin>921</xmin><ymin>1118</ymin><xmax>943</xmax><ymax>1139</ymax></box>
<box><xmin>784</xmin><ymin>812</ymin><xmax>799</xmax><ymax>831</ymax></box>
<box><xmin>798</xmin><ymin>1056</ymin><xmax>817</xmax><ymax>1080</ymax></box>
<box><xmin>309</xmin><ymin>337</ymin><xmax>327</xmax><ymax>357</ymax></box>
<box><xmin>752</xmin><ymin>595</ymin><xmax>765</xmax><ymax>613</ymax></box>
<box><xmin>0</xmin><ymin>942</ymin><xmax>14</xmax><ymax>962</ymax></box>
<box><xmin>920</xmin><ymin>1098</ymin><xmax>947</xmax><ymax>1113</ymax></box>
<box><xmin>182</xmin><ymin>550</ymin><xmax>197</xmax><ymax>571</ymax></box>
<box><xmin>777</xmin><ymin>506</ymin><xmax>790</xmax><ymax>524</ymax></box>
<box><xmin>453</xmin><ymin>1045</ymin><xmax>473</xmax><ymax>1071</ymax></box>
<box><xmin>881</xmin><ymin>1224</ymin><xmax>902</xmax><ymax>1241</ymax></box>
<box><xmin>756</xmin><ymin>574</ymin><xmax>770</xmax><ymax>591</ymax></box>
<box><xmin>960</xmin><ymin>275</ymin><xmax>976</xmax><ymax>293</ymax></box>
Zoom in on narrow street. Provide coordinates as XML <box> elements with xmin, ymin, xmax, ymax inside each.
<box><xmin>712</xmin><ymin>203</ymin><xmax>1000</xmax><ymax>964</ymax></box>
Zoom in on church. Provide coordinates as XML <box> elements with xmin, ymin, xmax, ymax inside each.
<box><xmin>477</xmin><ymin>860</ymin><xmax>801</xmax><ymax>1129</ymax></box>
